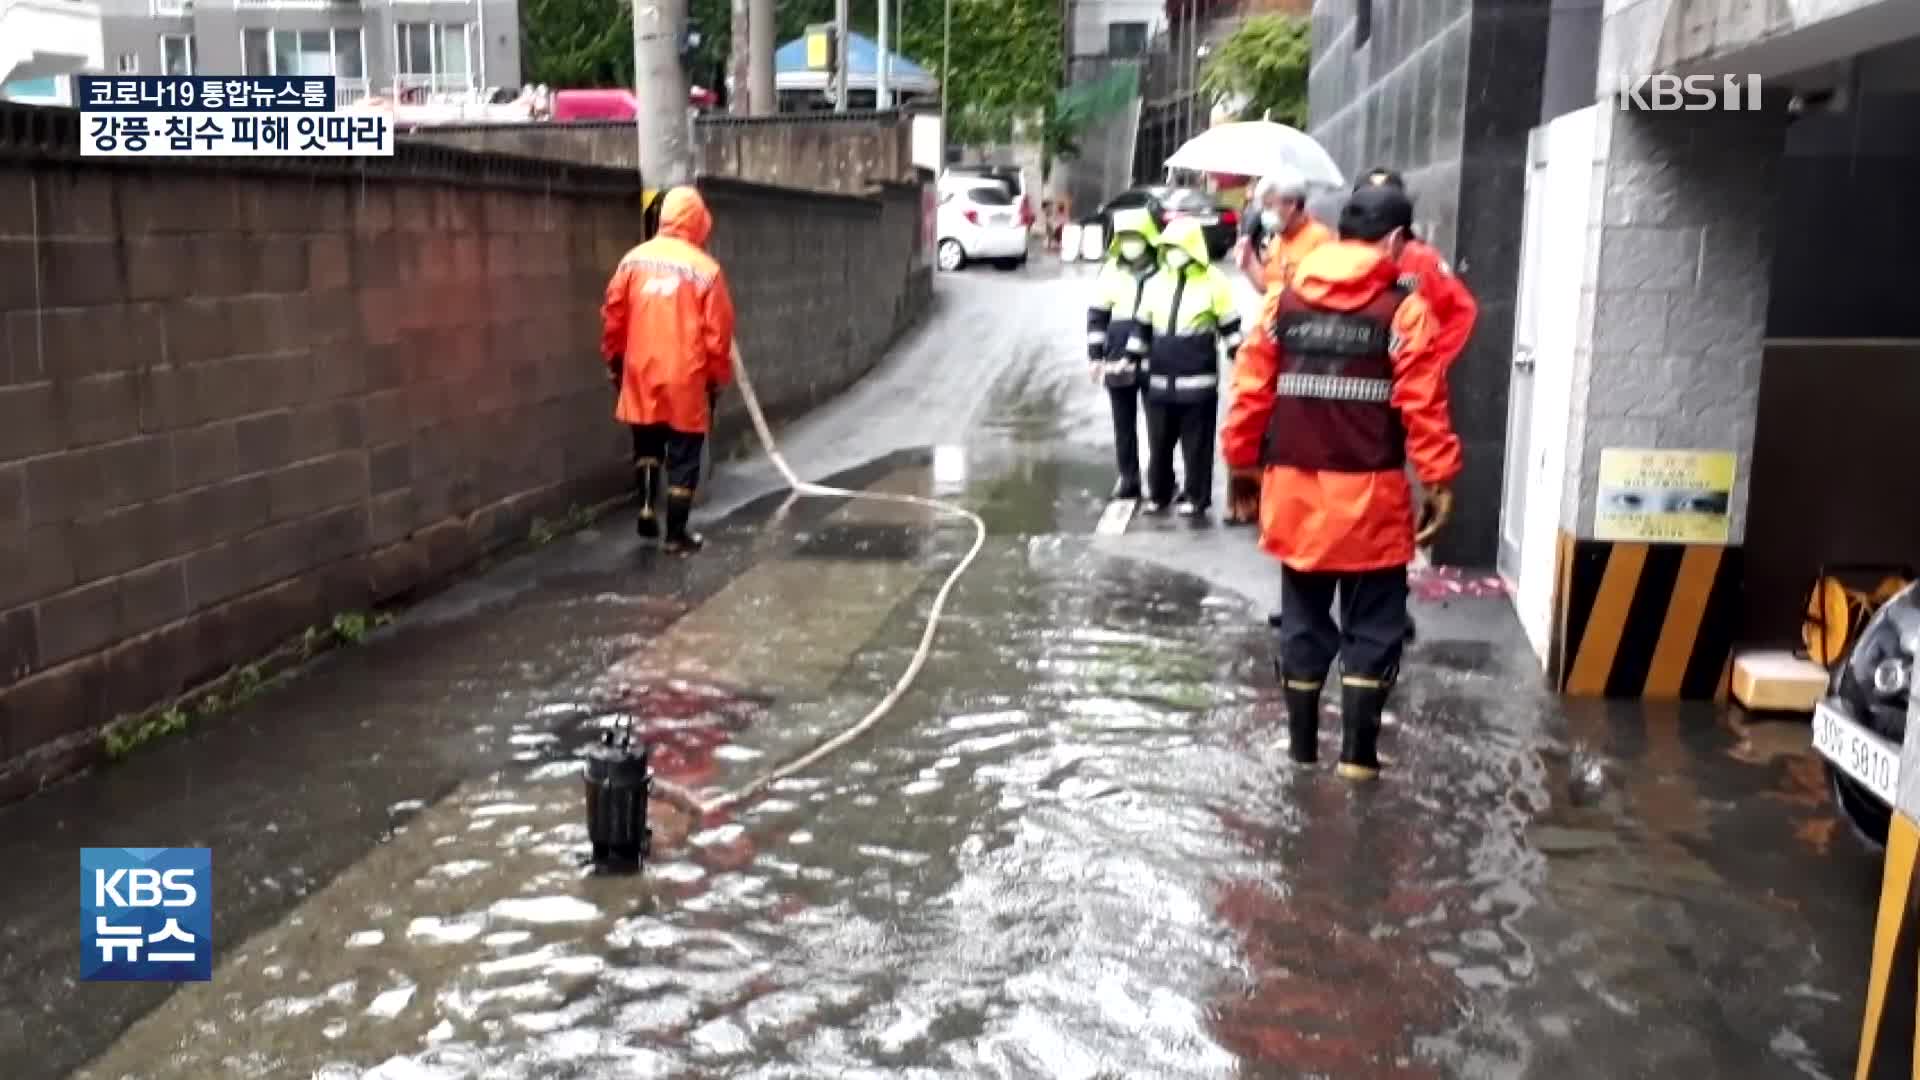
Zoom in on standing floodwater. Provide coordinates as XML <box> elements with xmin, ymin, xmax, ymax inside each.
<box><xmin>0</xmin><ymin>269</ymin><xmax>1880</xmax><ymax>1079</ymax></box>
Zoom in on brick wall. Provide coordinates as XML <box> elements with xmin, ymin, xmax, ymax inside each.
<box><xmin>0</xmin><ymin>106</ymin><xmax>930</xmax><ymax>802</ymax></box>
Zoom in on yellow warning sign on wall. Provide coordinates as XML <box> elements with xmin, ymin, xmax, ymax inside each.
<box><xmin>1594</xmin><ymin>448</ymin><xmax>1736</xmax><ymax>544</ymax></box>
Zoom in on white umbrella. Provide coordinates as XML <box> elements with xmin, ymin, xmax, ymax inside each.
<box><xmin>1163</xmin><ymin>121</ymin><xmax>1345</xmax><ymax>189</ymax></box>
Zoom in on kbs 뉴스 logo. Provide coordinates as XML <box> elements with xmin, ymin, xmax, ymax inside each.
<box><xmin>80</xmin><ymin>848</ymin><xmax>212</xmax><ymax>982</ymax></box>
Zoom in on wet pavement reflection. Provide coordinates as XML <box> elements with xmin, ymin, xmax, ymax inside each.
<box><xmin>0</xmin><ymin>271</ymin><xmax>1887</xmax><ymax>1078</ymax></box>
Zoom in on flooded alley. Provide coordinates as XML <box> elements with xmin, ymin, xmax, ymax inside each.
<box><xmin>0</xmin><ymin>269</ymin><xmax>1885</xmax><ymax>1079</ymax></box>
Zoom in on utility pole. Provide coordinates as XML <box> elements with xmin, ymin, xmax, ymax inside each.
<box><xmin>749</xmin><ymin>0</ymin><xmax>775</xmax><ymax>115</ymax></box>
<box><xmin>941</xmin><ymin>0</ymin><xmax>952</xmax><ymax>149</ymax></box>
<box><xmin>729</xmin><ymin>0</ymin><xmax>750</xmax><ymax>114</ymax></box>
<box><xmin>877</xmin><ymin>0</ymin><xmax>890</xmax><ymax>109</ymax></box>
<box><xmin>834</xmin><ymin>0</ymin><xmax>850</xmax><ymax>112</ymax></box>
<box><xmin>632</xmin><ymin>0</ymin><xmax>694</xmax><ymax>186</ymax></box>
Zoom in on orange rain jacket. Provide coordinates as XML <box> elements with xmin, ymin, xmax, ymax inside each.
<box><xmin>1223</xmin><ymin>241</ymin><xmax>1463</xmax><ymax>572</ymax></box>
<box><xmin>1395</xmin><ymin>237</ymin><xmax>1477</xmax><ymax>366</ymax></box>
<box><xmin>600</xmin><ymin>188</ymin><xmax>737</xmax><ymax>434</ymax></box>
<box><xmin>1258</xmin><ymin>215</ymin><xmax>1334</xmax><ymax>295</ymax></box>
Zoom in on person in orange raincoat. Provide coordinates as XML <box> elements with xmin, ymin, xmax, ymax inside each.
<box><xmin>1222</xmin><ymin>184</ymin><xmax>1460</xmax><ymax>781</ymax></box>
<box><xmin>1355</xmin><ymin>168</ymin><xmax>1479</xmax><ymax>369</ymax></box>
<box><xmin>601</xmin><ymin>186</ymin><xmax>737</xmax><ymax>553</ymax></box>
<box><xmin>1236</xmin><ymin>176</ymin><xmax>1335</xmax><ymax>297</ymax></box>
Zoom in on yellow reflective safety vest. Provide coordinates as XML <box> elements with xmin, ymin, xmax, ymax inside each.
<box><xmin>1126</xmin><ymin>219</ymin><xmax>1243</xmax><ymax>404</ymax></box>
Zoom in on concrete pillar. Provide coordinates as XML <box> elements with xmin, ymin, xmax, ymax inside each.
<box><xmin>749</xmin><ymin>0</ymin><xmax>775</xmax><ymax>116</ymax></box>
<box><xmin>1549</xmin><ymin>104</ymin><xmax>1788</xmax><ymax>699</ymax></box>
<box><xmin>1563</xmin><ymin>106</ymin><xmax>1786</xmax><ymax>545</ymax></box>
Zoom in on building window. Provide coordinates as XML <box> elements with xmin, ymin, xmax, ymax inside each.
<box><xmin>160</xmin><ymin>34</ymin><xmax>195</xmax><ymax>76</ymax></box>
<box><xmin>242</xmin><ymin>28</ymin><xmax>365</xmax><ymax>101</ymax></box>
<box><xmin>395</xmin><ymin>22</ymin><xmax>472</xmax><ymax>93</ymax></box>
<box><xmin>1355</xmin><ymin>0</ymin><xmax>1372</xmax><ymax>47</ymax></box>
<box><xmin>1107</xmin><ymin>21</ymin><xmax>1148</xmax><ymax>57</ymax></box>
<box><xmin>152</xmin><ymin>0</ymin><xmax>189</xmax><ymax>15</ymax></box>
<box><xmin>116</xmin><ymin>53</ymin><xmax>140</xmax><ymax>74</ymax></box>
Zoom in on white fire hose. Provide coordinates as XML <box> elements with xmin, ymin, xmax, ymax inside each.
<box><xmin>647</xmin><ymin>344</ymin><xmax>988</xmax><ymax>820</ymax></box>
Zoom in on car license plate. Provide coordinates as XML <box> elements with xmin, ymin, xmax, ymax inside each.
<box><xmin>990</xmin><ymin>212</ymin><xmax>1012</xmax><ymax>226</ymax></box>
<box><xmin>1813</xmin><ymin>701</ymin><xmax>1901</xmax><ymax>806</ymax></box>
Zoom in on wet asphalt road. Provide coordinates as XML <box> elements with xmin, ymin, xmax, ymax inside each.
<box><xmin>0</xmin><ymin>263</ymin><xmax>1888</xmax><ymax>1078</ymax></box>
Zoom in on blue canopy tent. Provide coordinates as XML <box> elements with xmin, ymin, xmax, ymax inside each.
<box><xmin>774</xmin><ymin>32</ymin><xmax>940</xmax><ymax>100</ymax></box>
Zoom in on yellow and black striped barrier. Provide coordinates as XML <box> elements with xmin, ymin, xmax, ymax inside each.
<box><xmin>1858</xmin><ymin>811</ymin><xmax>1920</xmax><ymax>1077</ymax></box>
<box><xmin>1551</xmin><ymin>531</ymin><xmax>1743</xmax><ymax>700</ymax></box>
<box><xmin>1857</xmin><ymin>702</ymin><xmax>1920</xmax><ymax>1077</ymax></box>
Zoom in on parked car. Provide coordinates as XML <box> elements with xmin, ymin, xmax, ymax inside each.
<box><xmin>937</xmin><ymin>181</ymin><xmax>1029</xmax><ymax>271</ymax></box>
<box><xmin>942</xmin><ymin>164</ymin><xmax>1036</xmax><ymax>233</ymax></box>
<box><xmin>1814</xmin><ymin>581</ymin><xmax>1918</xmax><ymax>848</ymax></box>
<box><xmin>1161</xmin><ymin>187</ymin><xmax>1240</xmax><ymax>261</ymax></box>
<box><xmin>1080</xmin><ymin>185</ymin><xmax>1236</xmax><ymax>260</ymax></box>
<box><xmin>1082</xmin><ymin>184</ymin><xmax>1169</xmax><ymax>225</ymax></box>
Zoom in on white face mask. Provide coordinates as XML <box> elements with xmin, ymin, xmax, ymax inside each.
<box><xmin>1118</xmin><ymin>238</ymin><xmax>1147</xmax><ymax>261</ymax></box>
<box><xmin>1260</xmin><ymin>209</ymin><xmax>1282</xmax><ymax>231</ymax></box>
<box><xmin>1164</xmin><ymin>248</ymin><xmax>1191</xmax><ymax>270</ymax></box>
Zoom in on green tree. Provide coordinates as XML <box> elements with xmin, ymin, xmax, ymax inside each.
<box><xmin>522</xmin><ymin>0</ymin><xmax>1063</xmax><ymax>136</ymax></box>
<box><xmin>1199</xmin><ymin>13</ymin><xmax>1309</xmax><ymax>127</ymax></box>
<box><xmin>521</xmin><ymin>0</ymin><xmax>635</xmax><ymax>86</ymax></box>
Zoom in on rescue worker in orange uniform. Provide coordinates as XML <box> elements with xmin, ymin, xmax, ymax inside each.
<box><xmin>600</xmin><ymin>187</ymin><xmax>737</xmax><ymax>554</ymax></box>
<box><xmin>1238</xmin><ymin>176</ymin><xmax>1335</xmax><ymax>296</ymax></box>
<box><xmin>1356</xmin><ymin>168</ymin><xmax>1478</xmax><ymax>370</ymax></box>
<box><xmin>1223</xmin><ymin>184</ymin><xmax>1460</xmax><ymax>780</ymax></box>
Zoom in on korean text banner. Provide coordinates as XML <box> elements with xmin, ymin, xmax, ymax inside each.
<box><xmin>82</xmin><ymin>113</ymin><xmax>395</xmax><ymax>158</ymax></box>
<box><xmin>78</xmin><ymin>76</ymin><xmax>336</xmax><ymax>113</ymax></box>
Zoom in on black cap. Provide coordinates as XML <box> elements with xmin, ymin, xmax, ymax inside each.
<box><xmin>1339</xmin><ymin>184</ymin><xmax>1415</xmax><ymax>242</ymax></box>
<box><xmin>1357</xmin><ymin>167</ymin><xmax>1406</xmax><ymax>193</ymax></box>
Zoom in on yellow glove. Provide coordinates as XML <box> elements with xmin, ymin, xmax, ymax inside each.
<box><xmin>1415</xmin><ymin>484</ymin><xmax>1454</xmax><ymax>546</ymax></box>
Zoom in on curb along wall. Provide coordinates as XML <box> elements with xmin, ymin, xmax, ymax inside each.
<box><xmin>0</xmin><ymin>104</ymin><xmax>930</xmax><ymax>802</ymax></box>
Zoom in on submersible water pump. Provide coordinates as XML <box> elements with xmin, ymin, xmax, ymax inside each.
<box><xmin>583</xmin><ymin>726</ymin><xmax>651</xmax><ymax>870</ymax></box>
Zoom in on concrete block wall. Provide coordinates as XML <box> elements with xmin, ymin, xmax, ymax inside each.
<box><xmin>0</xmin><ymin>113</ymin><xmax>930</xmax><ymax>802</ymax></box>
<box><xmin>700</xmin><ymin>177</ymin><xmax>933</xmax><ymax>453</ymax></box>
<box><xmin>409</xmin><ymin>112</ymin><xmax>920</xmax><ymax>198</ymax></box>
<box><xmin>1561</xmin><ymin>106</ymin><xmax>1788</xmax><ymax>544</ymax></box>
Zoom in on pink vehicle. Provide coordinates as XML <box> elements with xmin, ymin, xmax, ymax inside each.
<box><xmin>551</xmin><ymin>87</ymin><xmax>718</xmax><ymax>122</ymax></box>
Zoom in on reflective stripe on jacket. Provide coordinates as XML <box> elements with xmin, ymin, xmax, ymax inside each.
<box><xmin>1223</xmin><ymin>240</ymin><xmax>1461</xmax><ymax>572</ymax></box>
<box><xmin>1126</xmin><ymin>218</ymin><xmax>1243</xmax><ymax>404</ymax></box>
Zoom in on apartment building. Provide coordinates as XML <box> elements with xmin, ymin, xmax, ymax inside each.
<box><xmin>89</xmin><ymin>0</ymin><xmax>521</xmax><ymax>102</ymax></box>
<box><xmin>1068</xmin><ymin>0</ymin><xmax>1164</xmax><ymax>60</ymax></box>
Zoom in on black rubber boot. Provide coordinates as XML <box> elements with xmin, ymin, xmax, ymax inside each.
<box><xmin>634</xmin><ymin>461</ymin><xmax>661</xmax><ymax>540</ymax></box>
<box><xmin>1337</xmin><ymin>677</ymin><xmax>1388</xmax><ymax>781</ymax></box>
<box><xmin>664</xmin><ymin>491</ymin><xmax>703</xmax><ymax>555</ymax></box>
<box><xmin>1281</xmin><ymin>676</ymin><xmax>1323</xmax><ymax>765</ymax></box>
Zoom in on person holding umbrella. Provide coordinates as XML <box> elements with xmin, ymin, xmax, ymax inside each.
<box><xmin>1236</xmin><ymin>175</ymin><xmax>1334</xmax><ymax>297</ymax></box>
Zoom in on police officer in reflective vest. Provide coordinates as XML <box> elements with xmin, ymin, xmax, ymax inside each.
<box><xmin>1126</xmin><ymin>218</ymin><xmax>1244</xmax><ymax>517</ymax></box>
<box><xmin>1085</xmin><ymin>206</ymin><xmax>1163</xmax><ymax>500</ymax></box>
<box><xmin>1222</xmin><ymin>183</ymin><xmax>1460</xmax><ymax>780</ymax></box>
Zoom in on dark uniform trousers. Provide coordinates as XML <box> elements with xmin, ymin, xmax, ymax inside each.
<box><xmin>1146</xmin><ymin>396</ymin><xmax>1217</xmax><ymax>509</ymax></box>
<box><xmin>629</xmin><ymin>423</ymin><xmax>706</xmax><ymax>536</ymax></box>
<box><xmin>630</xmin><ymin>425</ymin><xmax>704</xmax><ymax>494</ymax></box>
<box><xmin>1108</xmin><ymin>384</ymin><xmax>1143</xmax><ymax>488</ymax></box>
<box><xmin>1279</xmin><ymin>564</ymin><xmax>1411</xmax><ymax>683</ymax></box>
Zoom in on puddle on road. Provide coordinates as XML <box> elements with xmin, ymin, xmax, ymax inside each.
<box><xmin>78</xmin><ymin>514</ymin><xmax>1877</xmax><ymax>1078</ymax></box>
<box><xmin>55</xmin><ymin>429</ymin><xmax>1882</xmax><ymax>1079</ymax></box>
